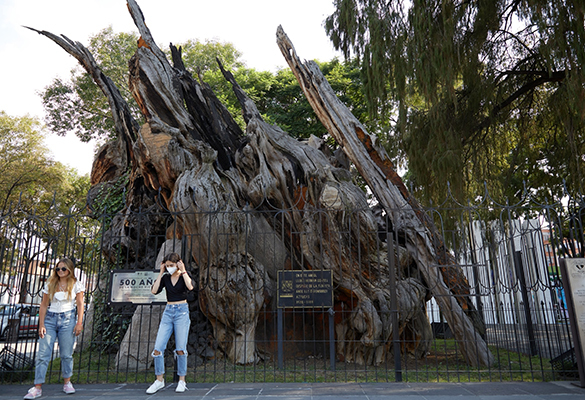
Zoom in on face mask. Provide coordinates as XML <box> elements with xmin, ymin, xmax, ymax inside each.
<box><xmin>166</xmin><ymin>266</ymin><xmax>178</xmax><ymax>275</ymax></box>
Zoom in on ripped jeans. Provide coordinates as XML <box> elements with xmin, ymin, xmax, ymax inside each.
<box><xmin>152</xmin><ymin>303</ymin><xmax>191</xmax><ymax>377</ymax></box>
<box><xmin>35</xmin><ymin>309</ymin><xmax>77</xmax><ymax>384</ymax></box>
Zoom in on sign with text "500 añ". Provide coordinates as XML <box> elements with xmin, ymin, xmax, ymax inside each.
<box><xmin>109</xmin><ymin>270</ymin><xmax>166</xmax><ymax>305</ymax></box>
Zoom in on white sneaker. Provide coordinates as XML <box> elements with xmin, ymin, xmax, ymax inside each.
<box><xmin>146</xmin><ymin>379</ymin><xmax>165</xmax><ymax>394</ymax></box>
<box><xmin>175</xmin><ymin>380</ymin><xmax>188</xmax><ymax>393</ymax></box>
<box><xmin>23</xmin><ymin>387</ymin><xmax>42</xmax><ymax>399</ymax></box>
<box><xmin>63</xmin><ymin>381</ymin><xmax>76</xmax><ymax>394</ymax></box>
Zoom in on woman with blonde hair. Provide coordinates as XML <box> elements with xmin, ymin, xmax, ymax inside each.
<box><xmin>24</xmin><ymin>258</ymin><xmax>85</xmax><ymax>399</ymax></box>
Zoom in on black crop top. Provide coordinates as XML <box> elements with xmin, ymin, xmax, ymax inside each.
<box><xmin>154</xmin><ymin>273</ymin><xmax>191</xmax><ymax>302</ymax></box>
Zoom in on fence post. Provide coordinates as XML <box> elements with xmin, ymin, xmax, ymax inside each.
<box><xmin>514</xmin><ymin>251</ymin><xmax>538</xmax><ymax>356</ymax></box>
<box><xmin>328</xmin><ymin>308</ymin><xmax>335</xmax><ymax>371</ymax></box>
<box><xmin>388</xmin><ymin>232</ymin><xmax>402</xmax><ymax>382</ymax></box>
<box><xmin>173</xmin><ymin>354</ymin><xmax>179</xmax><ymax>383</ymax></box>
<box><xmin>277</xmin><ymin>308</ymin><xmax>283</xmax><ymax>369</ymax></box>
<box><xmin>6</xmin><ymin>318</ymin><xmax>20</xmax><ymax>343</ymax></box>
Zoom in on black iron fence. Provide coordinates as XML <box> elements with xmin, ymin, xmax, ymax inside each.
<box><xmin>0</xmin><ymin>191</ymin><xmax>583</xmax><ymax>384</ymax></box>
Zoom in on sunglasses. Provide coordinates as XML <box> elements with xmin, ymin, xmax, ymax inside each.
<box><xmin>55</xmin><ymin>267</ymin><xmax>68</xmax><ymax>272</ymax></box>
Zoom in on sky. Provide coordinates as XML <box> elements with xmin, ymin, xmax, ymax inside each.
<box><xmin>0</xmin><ymin>0</ymin><xmax>340</xmax><ymax>175</ymax></box>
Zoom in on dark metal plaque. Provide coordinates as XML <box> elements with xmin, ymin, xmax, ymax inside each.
<box><xmin>277</xmin><ymin>270</ymin><xmax>333</xmax><ymax>308</ymax></box>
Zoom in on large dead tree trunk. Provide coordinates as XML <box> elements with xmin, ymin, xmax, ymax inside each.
<box><xmin>31</xmin><ymin>0</ymin><xmax>492</xmax><ymax>367</ymax></box>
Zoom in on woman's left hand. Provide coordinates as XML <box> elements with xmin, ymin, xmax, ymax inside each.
<box><xmin>177</xmin><ymin>260</ymin><xmax>186</xmax><ymax>273</ymax></box>
<box><xmin>74</xmin><ymin>323</ymin><xmax>83</xmax><ymax>336</ymax></box>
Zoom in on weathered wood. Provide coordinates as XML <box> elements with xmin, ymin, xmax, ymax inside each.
<box><xmin>275</xmin><ymin>26</ymin><xmax>493</xmax><ymax>367</ymax></box>
<box><xmin>199</xmin><ymin>252</ymin><xmax>266</xmax><ymax>364</ymax></box>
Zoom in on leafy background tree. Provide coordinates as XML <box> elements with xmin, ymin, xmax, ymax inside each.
<box><xmin>0</xmin><ymin>112</ymin><xmax>89</xmax><ymax>216</ymax></box>
<box><xmin>325</xmin><ymin>0</ymin><xmax>585</xmax><ymax>204</ymax></box>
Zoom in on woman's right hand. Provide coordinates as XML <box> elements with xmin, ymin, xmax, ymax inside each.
<box><xmin>159</xmin><ymin>262</ymin><xmax>166</xmax><ymax>274</ymax></box>
<box><xmin>39</xmin><ymin>325</ymin><xmax>46</xmax><ymax>339</ymax></box>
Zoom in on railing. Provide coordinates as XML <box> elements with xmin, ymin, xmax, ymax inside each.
<box><xmin>0</xmin><ymin>191</ymin><xmax>583</xmax><ymax>384</ymax></box>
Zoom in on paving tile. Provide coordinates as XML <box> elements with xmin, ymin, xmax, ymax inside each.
<box><xmin>514</xmin><ymin>381</ymin><xmax>583</xmax><ymax>395</ymax></box>
<box><xmin>259</xmin><ymin>387</ymin><xmax>312</xmax><ymax>396</ymax></box>
<box><xmin>536</xmin><ymin>395</ymin><xmax>585</xmax><ymax>400</ymax></box>
<box><xmin>360</xmin><ymin>383</ymin><xmax>415</xmax><ymax>396</ymax></box>
<box><xmin>408</xmin><ymin>382</ymin><xmax>475</xmax><ymax>396</ymax></box>
<box><xmin>311</xmin><ymin>382</ymin><xmax>365</xmax><ymax>395</ymax></box>
<box><xmin>367</xmin><ymin>396</ymin><xmax>426</xmax><ymax>400</ymax></box>
<box><xmin>477</xmin><ymin>396</ymin><xmax>539</xmax><ymax>400</ymax></box>
<box><xmin>461</xmin><ymin>382</ymin><xmax>534</xmax><ymax>395</ymax></box>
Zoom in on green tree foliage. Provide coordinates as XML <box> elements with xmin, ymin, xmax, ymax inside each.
<box><xmin>326</xmin><ymin>0</ymin><xmax>585</xmax><ymax>204</ymax></box>
<box><xmin>0</xmin><ymin>112</ymin><xmax>89</xmax><ymax>216</ymax></box>
<box><xmin>180</xmin><ymin>39</ymin><xmax>244</xmax><ymax>73</ymax></box>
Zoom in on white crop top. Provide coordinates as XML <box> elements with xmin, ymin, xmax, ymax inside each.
<box><xmin>42</xmin><ymin>281</ymin><xmax>85</xmax><ymax>313</ymax></box>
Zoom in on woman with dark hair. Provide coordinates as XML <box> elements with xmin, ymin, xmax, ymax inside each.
<box><xmin>146</xmin><ymin>252</ymin><xmax>193</xmax><ymax>394</ymax></box>
<box><xmin>24</xmin><ymin>258</ymin><xmax>85</xmax><ymax>399</ymax></box>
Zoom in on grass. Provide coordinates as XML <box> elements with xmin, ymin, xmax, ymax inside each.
<box><xmin>185</xmin><ymin>339</ymin><xmax>563</xmax><ymax>384</ymax></box>
<box><xmin>4</xmin><ymin>339</ymin><xmax>576</xmax><ymax>385</ymax></box>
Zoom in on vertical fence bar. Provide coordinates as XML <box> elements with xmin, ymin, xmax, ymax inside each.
<box><xmin>328</xmin><ymin>308</ymin><xmax>335</xmax><ymax>371</ymax></box>
<box><xmin>277</xmin><ymin>307</ymin><xmax>283</xmax><ymax>370</ymax></box>
<box><xmin>387</xmin><ymin>229</ymin><xmax>402</xmax><ymax>382</ymax></box>
<box><xmin>514</xmin><ymin>251</ymin><xmax>538</xmax><ymax>356</ymax></box>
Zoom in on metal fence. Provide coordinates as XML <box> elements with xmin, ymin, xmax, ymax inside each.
<box><xmin>0</xmin><ymin>191</ymin><xmax>583</xmax><ymax>384</ymax></box>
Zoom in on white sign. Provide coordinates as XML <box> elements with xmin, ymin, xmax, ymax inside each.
<box><xmin>110</xmin><ymin>270</ymin><xmax>166</xmax><ymax>304</ymax></box>
<box><xmin>561</xmin><ymin>258</ymin><xmax>585</xmax><ymax>387</ymax></box>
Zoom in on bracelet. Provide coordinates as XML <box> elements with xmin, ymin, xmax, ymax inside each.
<box><xmin>181</xmin><ymin>271</ymin><xmax>187</xmax><ymax>275</ymax></box>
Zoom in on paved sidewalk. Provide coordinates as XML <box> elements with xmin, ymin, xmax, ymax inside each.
<box><xmin>2</xmin><ymin>381</ymin><xmax>585</xmax><ymax>400</ymax></box>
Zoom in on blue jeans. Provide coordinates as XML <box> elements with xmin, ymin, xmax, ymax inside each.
<box><xmin>34</xmin><ymin>309</ymin><xmax>76</xmax><ymax>384</ymax></box>
<box><xmin>153</xmin><ymin>303</ymin><xmax>190</xmax><ymax>377</ymax></box>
